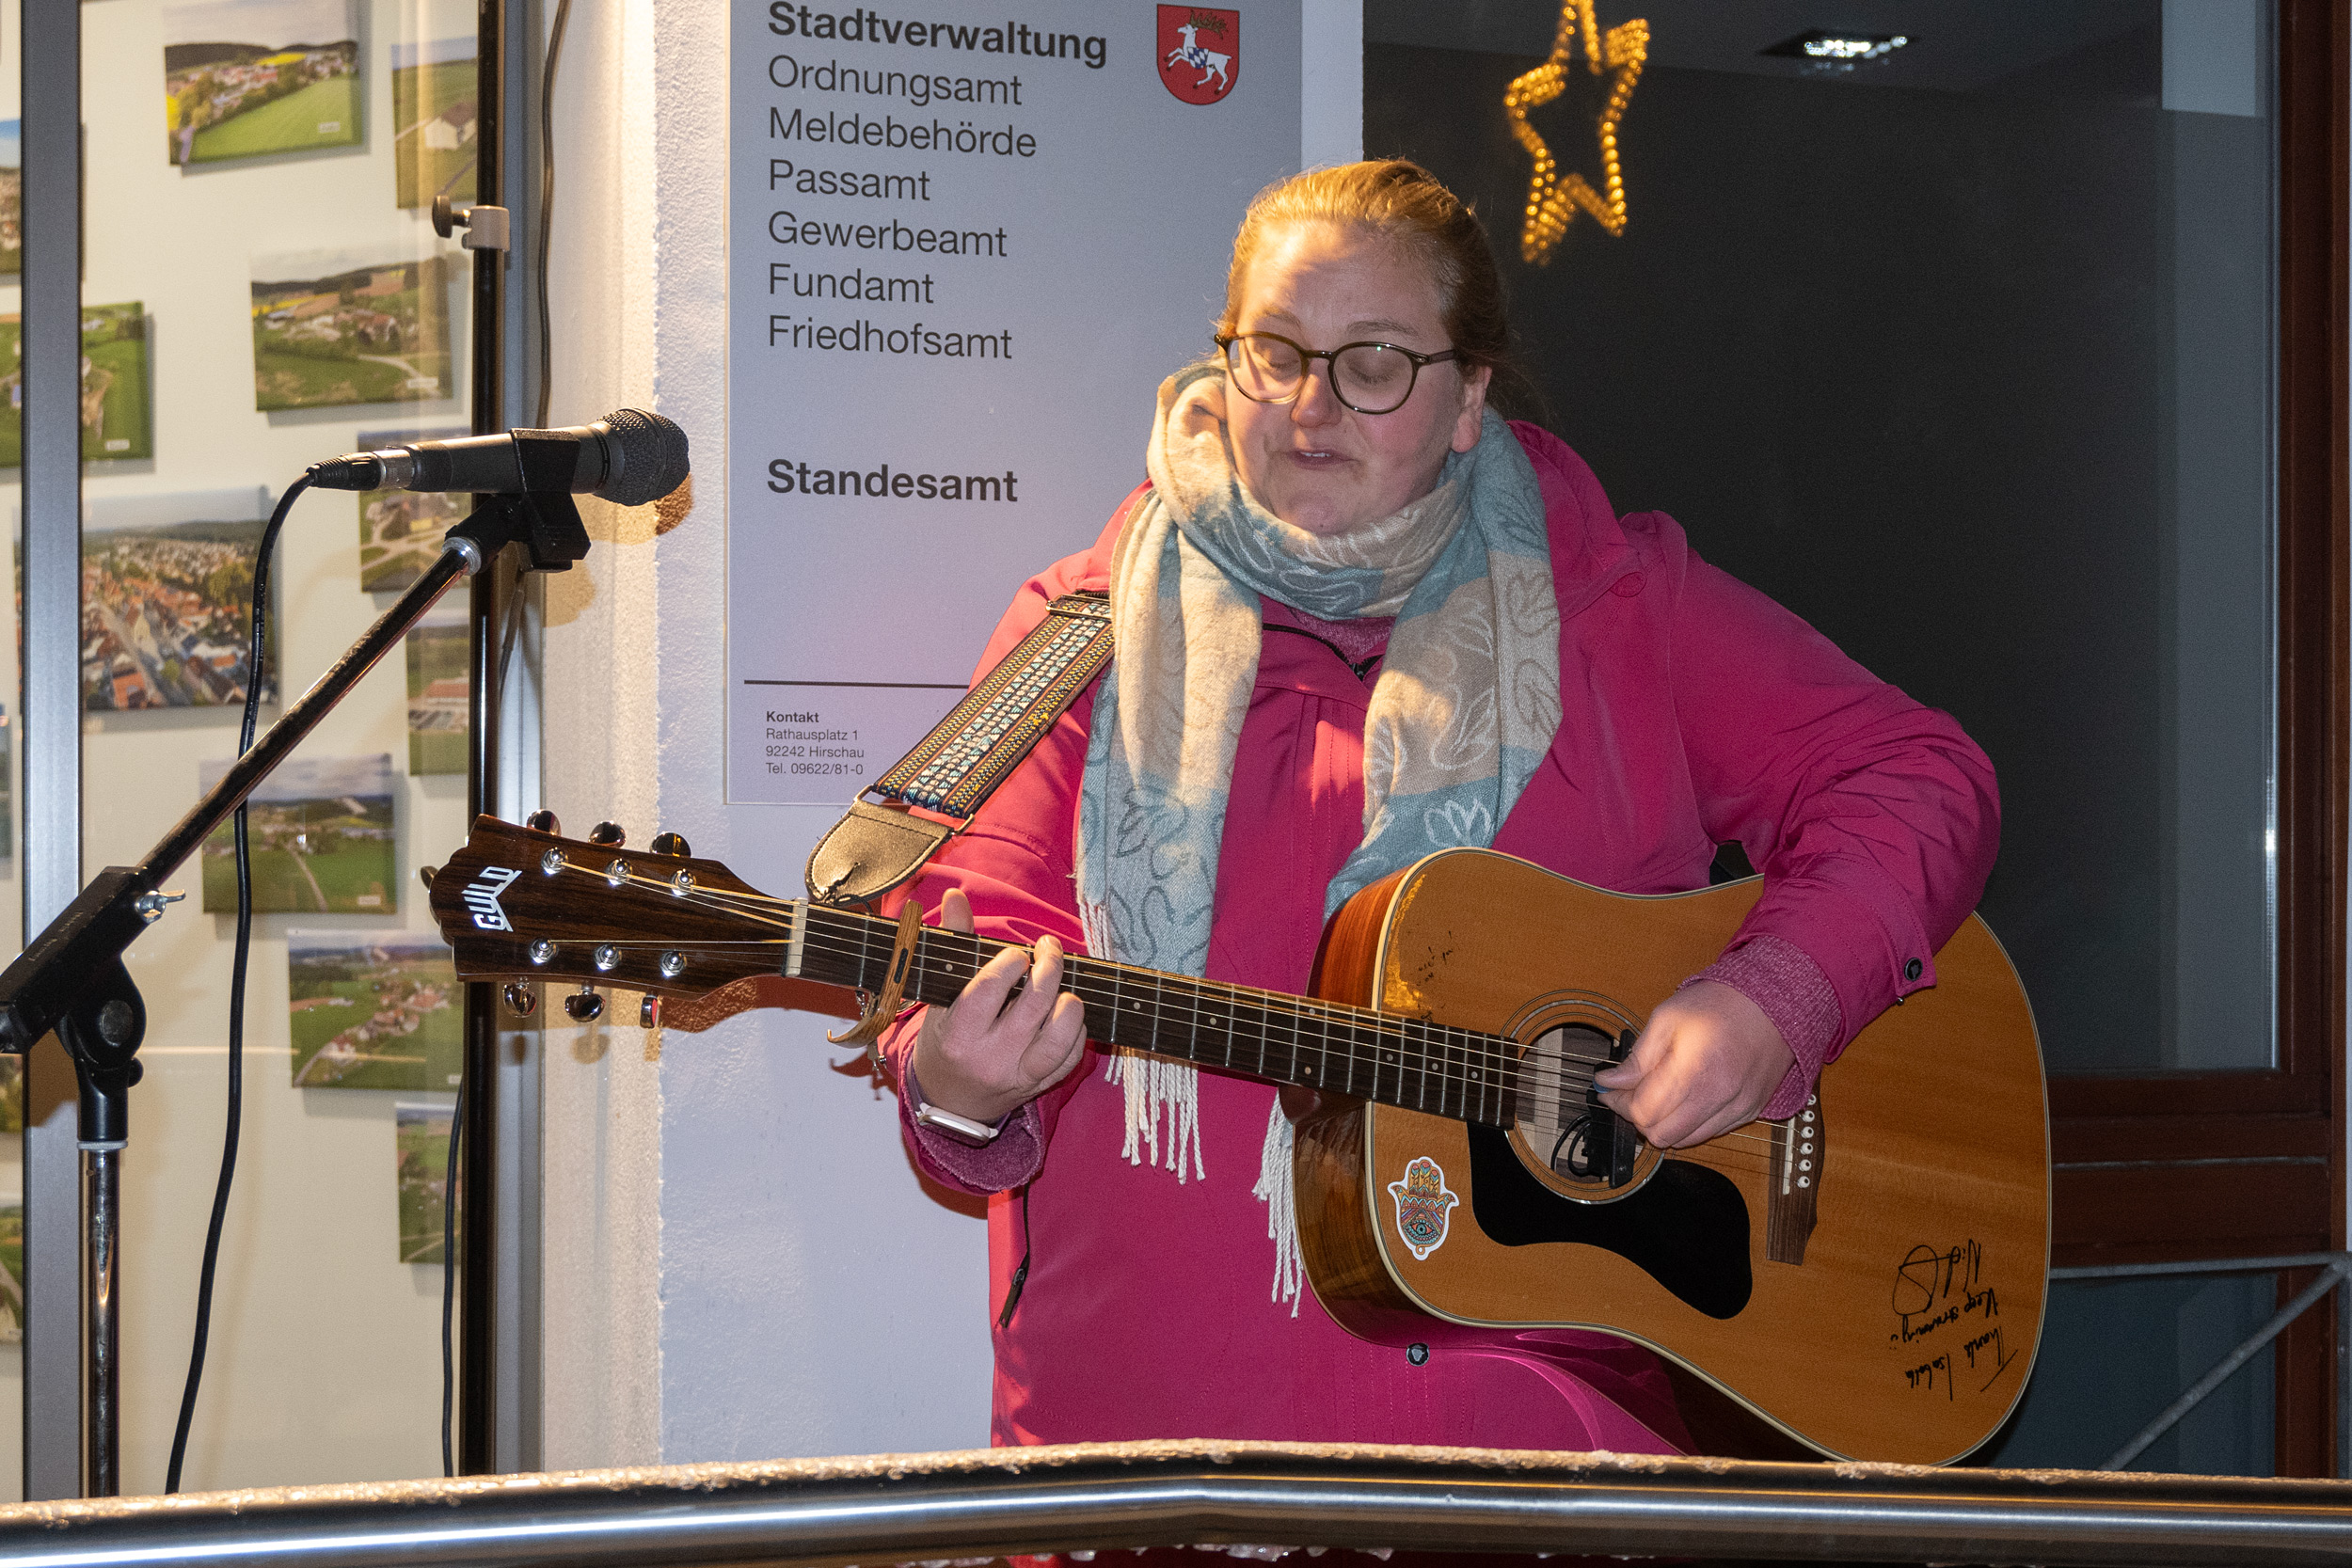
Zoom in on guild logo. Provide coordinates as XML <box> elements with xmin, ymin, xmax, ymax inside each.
<box><xmin>1387</xmin><ymin>1155</ymin><xmax>1460</xmax><ymax>1261</ymax></box>
<box><xmin>1158</xmin><ymin>6</ymin><xmax>1238</xmax><ymax>105</ymax></box>
<box><xmin>463</xmin><ymin>864</ymin><xmax>521</xmax><ymax>932</ymax></box>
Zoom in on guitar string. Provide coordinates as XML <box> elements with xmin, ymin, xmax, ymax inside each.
<box><xmin>515</xmin><ymin>933</ymin><xmax>1793</xmax><ymax>1172</ymax></box>
<box><xmin>513</xmin><ymin>863</ymin><xmax>1799</xmax><ymax>1155</ymax></box>
<box><xmin>532</xmin><ymin>867</ymin><xmax>1796</xmax><ymax>1155</ymax></box>
<box><xmin>775</xmin><ymin>906</ymin><xmax>1799</xmax><ymax>1154</ymax></box>
<box><xmin>532</xmin><ymin>902</ymin><xmax>1795</xmax><ymax>1163</ymax></box>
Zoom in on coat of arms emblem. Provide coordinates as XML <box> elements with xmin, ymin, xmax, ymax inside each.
<box><xmin>1157</xmin><ymin>7</ymin><xmax>1239</xmax><ymax>105</ymax></box>
<box><xmin>1386</xmin><ymin>1155</ymin><xmax>1460</xmax><ymax>1261</ymax></box>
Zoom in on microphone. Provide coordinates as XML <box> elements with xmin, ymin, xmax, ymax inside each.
<box><xmin>306</xmin><ymin>408</ymin><xmax>690</xmax><ymax>508</ymax></box>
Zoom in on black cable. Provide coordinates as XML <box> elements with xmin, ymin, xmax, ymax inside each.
<box><xmin>166</xmin><ymin>475</ymin><xmax>310</xmax><ymax>1495</ymax></box>
<box><xmin>440</xmin><ymin>1069</ymin><xmax>465</xmax><ymax>1478</ymax></box>
<box><xmin>536</xmin><ymin>0</ymin><xmax>575</xmax><ymax>429</ymax></box>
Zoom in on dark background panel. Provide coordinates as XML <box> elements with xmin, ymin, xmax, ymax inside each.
<box><xmin>1367</xmin><ymin>42</ymin><xmax>2170</xmax><ymax>1069</ymax></box>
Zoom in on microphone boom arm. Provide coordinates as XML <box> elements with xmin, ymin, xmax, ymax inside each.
<box><xmin>0</xmin><ymin>485</ymin><xmax>593</xmax><ymax>1084</ymax></box>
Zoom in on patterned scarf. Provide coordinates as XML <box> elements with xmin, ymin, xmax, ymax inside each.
<box><xmin>1074</xmin><ymin>362</ymin><xmax>1561</xmax><ymax>1309</ymax></box>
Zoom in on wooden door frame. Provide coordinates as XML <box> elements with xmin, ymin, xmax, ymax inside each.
<box><xmin>2046</xmin><ymin>0</ymin><xmax>2348</xmax><ymax>1477</ymax></box>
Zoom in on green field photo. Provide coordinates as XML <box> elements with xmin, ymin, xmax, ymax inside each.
<box><xmin>394</xmin><ymin>1104</ymin><xmax>454</xmax><ymax>1264</ymax></box>
<box><xmin>0</xmin><ymin>303</ymin><xmax>154</xmax><ymax>467</ymax></box>
<box><xmin>252</xmin><ymin>253</ymin><xmax>453</xmax><ymax>411</ymax></box>
<box><xmin>0</xmin><ymin>1206</ymin><xmax>21</xmax><ymax>1343</ymax></box>
<box><xmin>405</xmin><ymin>615</ymin><xmax>467</xmax><ymax>775</ymax></box>
<box><xmin>199</xmin><ymin>752</ymin><xmax>396</xmax><ymax>915</ymax></box>
<box><xmin>191</xmin><ymin>74</ymin><xmax>358</xmax><ymax>162</ymax></box>
<box><xmin>165</xmin><ymin>0</ymin><xmax>360</xmax><ymax>167</ymax></box>
<box><xmin>289</xmin><ymin>932</ymin><xmax>460</xmax><ymax>1091</ymax></box>
<box><xmin>392</xmin><ymin>43</ymin><xmax>477</xmax><ymax>209</ymax></box>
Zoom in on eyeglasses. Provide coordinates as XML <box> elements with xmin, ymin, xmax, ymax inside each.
<box><xmin>1216</xmin><ymin>331</ymin><xmax>1462</xmax><ymax>416</ymax></box>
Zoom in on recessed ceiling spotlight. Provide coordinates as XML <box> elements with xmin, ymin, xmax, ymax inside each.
<box><xmin>1762</xmin><ymin>29</ymin><xmax>1909</xmax><ymax>68</ymax></box>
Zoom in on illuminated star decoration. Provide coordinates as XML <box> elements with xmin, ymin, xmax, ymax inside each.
<box><xmin>1502</xmin><ymin>1</ymin><xmax>1649</xmax><ymax>264</ymax></box>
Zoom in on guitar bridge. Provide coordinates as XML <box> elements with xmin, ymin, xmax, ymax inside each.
<box><xmin>1765</xmin><ymin>1092</ymin><xmax>1822</xmax><ymax>1264</ymax></box>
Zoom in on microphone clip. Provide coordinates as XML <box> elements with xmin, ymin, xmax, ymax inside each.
<box><xmin>443</xmin><ymin>432</ymin><xmax>591</xmax><ymax>575</ymax></box>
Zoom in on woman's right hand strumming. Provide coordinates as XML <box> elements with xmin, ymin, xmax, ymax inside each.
<box><xmin>908</xmin><ymin>887</ymin><xmax>1089</xmax><ymax>1126</ymax></box>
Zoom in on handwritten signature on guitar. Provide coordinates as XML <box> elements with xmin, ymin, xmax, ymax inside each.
<box><xmin>1891</xmin><ymin>1239</ymin><xmax>2020</xmax><ymax>1399</ymax></box>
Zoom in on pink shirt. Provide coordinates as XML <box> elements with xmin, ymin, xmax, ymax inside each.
<box><xmin>877</xmin><ymin>425</ymin><xmax>1998</xmax><ymax>1452</ymax></box>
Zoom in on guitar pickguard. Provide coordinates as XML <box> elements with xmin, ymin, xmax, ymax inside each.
<box><xmin>1466</xmin><ymin>1124</ymin><xmax>1754</xmax><ymax>1320</ymax></box>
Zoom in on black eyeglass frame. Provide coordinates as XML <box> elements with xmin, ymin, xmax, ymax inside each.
<box><xmin>1215</xmin><ymin>331</ymin><xmax>1464</xmax><ymax>415</ymax></box>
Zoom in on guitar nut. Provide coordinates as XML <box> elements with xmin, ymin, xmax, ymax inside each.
<box><xmin>605</xmin><ymin>858</ymin><xmax>630</xmax><ymax>887</ymax></box>
<box><xmin>540</xmin><ymin>848</ymin><xmax>565</xmax><ymax>875</ymax></box>
<box><xmin>594</xmin><ymin>944</ymin><xmax>621</xmax><ymax>972</ymax></box>
<box><xmin>660</xmin><ymin>950</ymin><xmax>685</xmax><ymax>978</ymax></box>
<box><xmin>529</xmin><ymin>939</ymin><xmax>555</xmax><ymax>965</ymax></box>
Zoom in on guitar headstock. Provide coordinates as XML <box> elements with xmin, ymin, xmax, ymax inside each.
<box><xmin>427</xmin><ymin>815</ymin><xmax>788</xmax><ymax>999</ymax></box>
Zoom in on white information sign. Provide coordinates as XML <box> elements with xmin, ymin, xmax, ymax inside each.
<box><xmin>729</xmin><ymin>0</ymin><xmax>1301</xmax><ymax>803</ymax></box>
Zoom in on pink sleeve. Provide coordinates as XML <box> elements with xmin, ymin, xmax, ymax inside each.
<box><xmin>872</xmin><ymin>497</ymin><xmax>1137</xmax><ymax>1193</ymax></box>
<box><xmin>1665</xmin><ymin>536</ymin><xmax>2001</xmax><ymax>1083</ymax></box>
<box><xmin>1689</xmin><ymin>935</ymin><xmax>1842</xmax><ymax>1119</ymax></box>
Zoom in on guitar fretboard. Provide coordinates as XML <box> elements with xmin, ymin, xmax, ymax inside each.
<box><xmin>790</xmin><ymin>902</ymin><xmax>1534</xmax><ymax>1127</ymax></box>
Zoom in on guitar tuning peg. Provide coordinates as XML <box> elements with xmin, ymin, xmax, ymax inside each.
<box><xmin>650</xmin><ymin>831</ymin><xmax>692</xmax><ymax>859</ymax></box>
<box><xmin>589</xmin><ymin>821</ymin><xmax>627</xmax><ymax>847</ymax></box>
<box><xmin>527</xmin><ymin>809</ymin><xmax>563</xmax><ymax>836</ymax></box>
<box><xmin>640</xmin><ymin>994</ymin><xmax>662</xmax><ymax>1029</ymax></box>
<box><xmin>564</xmin><ymin>986</ymin><xmax>605</xmax><ymax>1022</ymax></box>
<box><xmin>502</xmin><ymin>981</ymin><xmax>538</xmax><ymax>1018</ymax></box>
<box><xmin>418</xmin><ymin>864</ymin><xmax>439</xmax><ymax>890</ymax></box>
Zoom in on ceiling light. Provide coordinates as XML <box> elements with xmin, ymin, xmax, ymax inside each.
<box><xmin>1762</xmin><ymin>29</ymin><xmax>1909</xmax><ymax>68</ymax></box>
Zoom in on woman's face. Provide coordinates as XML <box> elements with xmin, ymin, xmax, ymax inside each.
<box><xmin>1224</xmin><ymin>222</ymin><xmax>1491</xmax><ymax>538</ymax></box>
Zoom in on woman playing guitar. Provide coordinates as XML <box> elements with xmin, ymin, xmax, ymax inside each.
<box><xmin>877</xmin><ymin>162</ymin><xmax>1998</xmax><ymax>1463</ymax></box>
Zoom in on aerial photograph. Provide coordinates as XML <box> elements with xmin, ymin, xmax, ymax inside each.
<box><xmin>288</xmin><ymin>929</ymin><xmax>459</xmax><ymax>1092</ymax></box>
<box><xmin>405</xmin><ymin>608</ymin><xmax>467</xmax><ymax>775</ymax></box>
<box><xmin>0</xmin><ymin>1204</ymin><xmax>20</xmax><ymax>1344</ymax></box>
<box><xmin>357</xmin><ymin>425</ymin><xmax>469</xmax><ymax>589</ymax></box>
<box><xmin>164</xmin><ymin>0</ymin><xmax>360</xmax><ymax>167</ymax></box>
<box><xmin>251</xmin><ymin>250</ymin><xmax>453</xmax><ymax>410</ymax></box>
<box><xmin>394</xmin><ymin>1103</ymin><xmax>453</xmax><ymax>1263</ymax></box>
<box><xmin>198</xmin><ymin>752</ymin><xmax>396</xmax><ymax>914</ymax></box>
<box><xmin>0</xmin><ymin>303</ymin><xmax>155</xmax><ymax>465</ymax></box>
<box><xmin>392</xmin><ymin>36</ymin><xmax>477</xmax><ymax>210</ymax></box>
<box><xmin>0</xmin><ymin>121</ymin><xmax>20</xmax><ymax>276</ymax></box>
<box><xmin>81</xmin><ymin>499</ymin><xmax>273</xmax><ymax>712</ymax></box>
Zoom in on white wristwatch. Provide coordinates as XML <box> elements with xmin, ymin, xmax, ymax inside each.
<box><xmin>914</xmin><ymin>1101</ymin><xmax>1006</xmax><ymax>1147</ymax></box>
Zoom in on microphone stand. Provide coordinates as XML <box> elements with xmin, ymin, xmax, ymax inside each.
<box><xmin>0</xmin><ymin>453</ymin><xmax>592</xmax><ymax>1495</ymax></box>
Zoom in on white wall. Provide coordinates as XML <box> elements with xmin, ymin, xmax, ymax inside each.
<box><xmin>539</xmin><ymin>0</ymin><xmax>1363</xmax><ymax>1466</ymax></box>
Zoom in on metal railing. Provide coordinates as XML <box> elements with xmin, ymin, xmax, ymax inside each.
<box><xmin>2048</xmin><ymin>1251</ymin><xmax>2351</xmax><ymax>1473</ymax></box>
<box><xmin>0</xmin><ymin>1441</ymin><xmax>2344</xmax><ymax>1567</ymax></box>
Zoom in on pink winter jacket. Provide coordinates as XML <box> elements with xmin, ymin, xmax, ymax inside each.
<box><xmin>878</xmin><ymin>423</ymin><xmax>1999</xmax><ymax>1452</ymax></box>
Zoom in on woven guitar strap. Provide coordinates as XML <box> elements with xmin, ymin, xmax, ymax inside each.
<box><xmin>804</xmin><ymin>590</ymin><xmax>1115</xmax><ymax>908</ymax></box>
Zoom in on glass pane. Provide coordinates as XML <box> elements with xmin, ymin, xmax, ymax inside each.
<box><xmin>46</xmin><ymin>0</ymin><xmax>477</xmax><ymax>1493</ymax></box>
<box><xmin>1976</xmin><ymin>1274</ymin><xmax>2276</xmax><ymax>1474</ymax></box>
<box><xmin>1366</xmin><ymin>0</ymin><xmax>2277</xmax><ymax>1074</ymax></box>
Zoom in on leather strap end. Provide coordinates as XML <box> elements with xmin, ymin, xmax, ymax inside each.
<box><xmin>805</xmin><ymin>800</ymin><xmax>956</xmax><ymax>907</ymax></box>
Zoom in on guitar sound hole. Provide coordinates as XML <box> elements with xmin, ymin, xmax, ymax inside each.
<box><xmin>1521</xmin><ymin>1022</ymin><xmax>1617</xmax><ymax>1180</ymax></box>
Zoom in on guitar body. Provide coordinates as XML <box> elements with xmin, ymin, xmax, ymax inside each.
<box><xmin>1296</xmin><ymin>847</ymin><xmax>2049</xmax><ymax>1465</ymax></box>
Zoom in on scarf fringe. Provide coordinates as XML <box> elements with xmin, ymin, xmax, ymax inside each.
<box><xmin>1250</xmin><ymin>1099</ymin><xmax>1306</xmax><ymax>1317</ymax></box>
<box><xmin>1105</xmin><ymin>1050</ymin><xmax>1205</xmax><ymax>1182</ymax></box>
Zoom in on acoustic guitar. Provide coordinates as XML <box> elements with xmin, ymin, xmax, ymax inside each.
<box><xmin>428</xmin><ymin>814</ymin><xmax>2049</xmax><ymax>1465</ymax></box>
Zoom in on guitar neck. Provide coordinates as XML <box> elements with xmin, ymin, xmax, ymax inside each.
<box><xmin>790</xmin><ymin>902</ymin><xmax>1518</xmax><ymax>1127</ymax></box>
